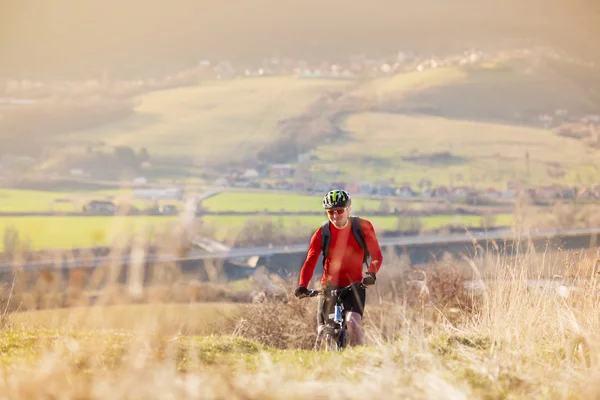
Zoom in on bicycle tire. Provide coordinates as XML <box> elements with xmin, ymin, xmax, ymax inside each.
<box><xmin>338</xmin><ymin>328</ymin><xmax>347</xmax><ymax>350</ymax></box>
<box><xmin>325</xmin><ymin>333</ymin><xmax>339</xmax><ymax>352</ymax></box>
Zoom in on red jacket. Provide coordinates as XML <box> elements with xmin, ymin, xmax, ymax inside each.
<box><xmin>298</xmin><ymin>218</ymin><xmax>383</xmax><ymax>287</ymax></box>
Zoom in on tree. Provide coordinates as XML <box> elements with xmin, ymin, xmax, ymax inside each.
<box><xmin>114</xmin><ymin>146</ymin><xmax>138</xmax><ymax>170</ymax></box>
<box><xmin>138</xmin><ymin>147</ymin><xmax>150</xmax><ymax>164</ymax></box>
<box><xmin>396</xmin><ymin>216</ymin><xmax>423</xmax><ymax>232</ymax></box>
<box><xmin>379</xmin><ymin>199</ymin><xmax>390</xmax><ymax>214</ymax></box>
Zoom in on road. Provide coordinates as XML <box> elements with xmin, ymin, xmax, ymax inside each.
<box><xmin>1</xmin><ymin>226</ymin><xmax>598</xmax><ymax>272</ymax></box>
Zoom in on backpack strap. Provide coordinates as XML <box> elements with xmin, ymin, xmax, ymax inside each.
<box><xmin>350</xmin><ymin>216</ymin><xmax>370</xmax><ymax>267</ymax></box>
<box><xmin>320</xmin><ymin>220</ymin><xmax>331</xmax><ymax>261</ymax></box>
<box><xmin>320</xmin><ymin>220</ymin><xmax>331</xmax><ymax>286</ymax></box>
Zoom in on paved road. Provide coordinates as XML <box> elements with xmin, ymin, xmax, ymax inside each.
<box><xmin>1</xmin><ymin>227</ymin><xmax>598</xmax><ymax>272</ymax></box>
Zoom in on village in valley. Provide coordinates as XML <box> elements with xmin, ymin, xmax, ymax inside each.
<box><xmin>1</xmin><ymin>46</ymin><xmax>599</xmax><ymax>220</ymax></box>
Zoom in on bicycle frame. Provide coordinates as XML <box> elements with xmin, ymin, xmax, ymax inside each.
<box><xmin>303</xmin><ymin>282</ymin><xmax>365</xmax><ymax>352</ymax></box>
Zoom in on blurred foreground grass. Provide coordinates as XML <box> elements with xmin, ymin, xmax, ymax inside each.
<box><xmin>0</xmin><ymin>215</ymin><xmax>597</xmax><ymax>398</ymax></box>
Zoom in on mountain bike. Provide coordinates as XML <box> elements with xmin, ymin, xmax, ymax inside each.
<box><xmin>301</xmin><ymin>282</ymin><xmax>366</xmax><ymax>352</ymax></box>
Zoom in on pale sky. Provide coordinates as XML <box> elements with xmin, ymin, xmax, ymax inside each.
<box><xmin>1</xmin><ymin>0</ymin><xmax>599</xmax><ymax>79</ymax></box>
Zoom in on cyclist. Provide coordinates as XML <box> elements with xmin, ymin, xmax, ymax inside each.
<box><xmin>295</xmin><ymin>189</ymin><xmax>383</xmax><ymax>346</ymax></box>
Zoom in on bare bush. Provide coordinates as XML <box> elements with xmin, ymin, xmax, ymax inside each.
<box><xmin>535</xmin><ymin>202</ymin><xmax>600</xmax><ymax>229</ymax></box>
<box><xmin>222</xmin><ymin>290</ymin><xmax>318</xmax><ymax>350</ymax></box>
<box><xmin>224</xmin><ymin>217</ymin><xmax>313</xmax><ymax>247</ymax></box>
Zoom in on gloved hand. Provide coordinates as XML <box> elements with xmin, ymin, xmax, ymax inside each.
<box><xmin>295</xmin><ymin>286</ymin><xmax>310</xmax><ymax>298</ymax></box>
<box><xmin>362</xmin><ymin>272</ymin><xmax>376</xmax><ymax>286</ymax></box>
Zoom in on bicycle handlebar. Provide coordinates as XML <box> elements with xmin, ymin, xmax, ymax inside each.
<box><xmin>299</xmin><ymin>282</ymin><xmax>366</xmax><ymax>299</ymax></box>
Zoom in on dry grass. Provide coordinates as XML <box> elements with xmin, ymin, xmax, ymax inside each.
<box><xmin>0</xmin><ymin>230</ymin><xmax>600</xmax><ymax>398</ymax></box>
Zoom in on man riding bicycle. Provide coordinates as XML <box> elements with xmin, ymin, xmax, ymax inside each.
<box><xmin>295</xmin><ymin>189</ymin><xmax>383</xmax><ymax>347</ymax></box>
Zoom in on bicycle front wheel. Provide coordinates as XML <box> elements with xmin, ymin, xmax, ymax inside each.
<box><xmin>325</xmin><ymin>333</ymin><xmax>340</xmax><ymax>352</ymax></box>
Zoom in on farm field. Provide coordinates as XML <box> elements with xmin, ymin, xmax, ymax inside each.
<box><xmin>1</xmin><ymin>187</ymin><xmax>439</xmax><ymax>213</ymax></box>
<box><xmin>0</xmin><ymin>213</ymin><xmax>513</xmax><ymax>251</ymax></box>
<box><xmin>0</xmin><ymin>188</ymin><xmax>160</xmax><ymax>213</ymax></box>
<box><xmin>200</xmin><ymin>191</ymin><xmax>384</xmax><ymax>212</ymax></box>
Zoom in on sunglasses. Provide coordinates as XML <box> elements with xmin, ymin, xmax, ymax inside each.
<box><xmin>327</xmin><ymin>208</ymin><xmax>346</xmax><ymax>216</ymax></box>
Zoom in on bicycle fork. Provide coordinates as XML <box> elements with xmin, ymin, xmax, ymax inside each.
<box><xmin>314</xmin><ymin>302</ymin><xmax>346</xmax><ymax>351</ymax></box>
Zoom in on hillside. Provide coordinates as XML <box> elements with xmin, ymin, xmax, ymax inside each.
<box><xmin>56</xmin><ymin>77</ymin><xmax>349</xmax><ymax>166</ymax></box>
<box><xmin>398</xmin><ymin>60</ymin><xmax>600</xmax><ymax>123</ymax></box>
<box><xmin>2</xmin><ymin>54</ymin><xmax>599</xmax><ymax>188</ymax></box>
<box><xmin>313</xmin><ymin>112</ymin><xmax>599</xmax><ymax>188</ymax></box>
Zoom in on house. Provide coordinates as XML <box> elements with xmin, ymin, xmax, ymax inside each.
<box><xmin>481</xmin><ymin>188</ymin><xmax>501</xmax><ymax>199</ymax></box>
<box><xmin>524</xmin><ymin>188</ymin><xmax>537</xmax><ymax>199</ymax></box>
<box><xmin>555</xmin><ymin>109</ymin><xmax>569</xmax><ymax>117</ymax></box>
<box><xmin>535</xmin><ymin>186</ymin><xmax>558</xmax><ymax>199</ymax></box>
<box><xmin>396</xmin><ymin>185</ymin><xmax>416</xmax><ymax>197</ymax></box>
<box><xmin>345</xmin><ymin>184</ymin><xmax>360</xmax><ymax>194</ymax></box>
<box><xmin>501</xmin><ymin>189</ymin><xmax>517</xmax><ymax>199</ymax></box>
<box><xmin>293</xmin><ymin>182</ymin><xmax>308</xmax><ymax>192</ymax></box>
<box><xmin>242</xmin><ymin>169</ymin><xmax>260</xmax><ymax>180</ymax></box>
<box><xmin>273</xmin><ymin>180</ymin><xmax>292</xmax><ymax>191</ymax></box>
<box><xmin>213</xmin><ymin>61</ymin><xmax>236</xmax><ymax>78</ymax></box>
<box><xmin>576</xmin><ymin>187</ymin><xmax>597</xmax><ymax>199</ymax></box>
<box><xmin>450</xmin><ymin>186</ymin><xmax>470</xmax><ymax>199</ymax></box>
<box><xmin>377</xmin><ymin>185</ymin><xmax>395</xmax><ymax>196</ymax></box>
<box><xmin>431</xmin><ymin>186</ymin><xmax>450</xmax><ymax>198</ymax></box>
<box><xmin>83</xmin><ymin>200</ymin><xmax>116</xmax><ymax>214</ymax></box>
<box><xmin>159</xmin><ymin>204</ymin><xmax>178</xmax><ymax>215</ymax></box>
<box><xmin>268</xmin><ymin>164</ymin><xmax>295</xmax><ymax>178</ymax></box>
<box><xmin>214</xmin><ymin>177</ymin><xmax>228</xmax><ymax>187</ymax></box>
<box><xmin>359</xmin><ymin>182</ymin><xmax>373</xmax><ymax>195</ymax></box>
<box><xmin>584</xmin><ymin>115</ymin><xmax>600</xmax><ymax>123</ymax></box>
<box><xmin>132</xmin><ymin>176</ymin><xmax>147</xmax><ymax>185</ymax></box>
<box><xmin>557</xmin><ymin>186</ymin><xmax>577</xmax><ymax>199</ymax></box>
<box><xmin>313</xmin><ymin>181</ymin><xmax>330</xmax><ymax>193</ymax></box>
<box><xmin>297</xmin><ymin>152</ymin><xmax>312</xmax><ymax>163</ymax></box>
<box><xmin>330</xmin><ymin>182</ymin><xmax>347</xmax><ymax>190</ymax></box>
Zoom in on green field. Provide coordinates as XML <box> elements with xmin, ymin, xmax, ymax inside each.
<box><xmin>2</xmin><ymin>188</ymin><xmax>385</xmax><ymax>213</ymax></box>
<box><xmin>0</xmin><ymin>213</ymin><xmax>513</xmax><ymax>251</ymax></box>
<box><xmin>201</xmin><ymin>191</ymin><xmax>383</xmax><ymax>212</ymax></box>
<box><xmin>0</xmin><ymin>188</ymin><xmax>163</xmax><ymax>213</ymax></box>
<box><xmin>0</xmin><ymin>215</ymin><xmax>179</xmax><ymax>250</ymax></box>
<box><xmin>312</xmin><ymin>112</ymin><xmax>600</xmax><ymax>188</ymax></box>
<box><xmin>64</xmin><ymin>77</ymin><xmax>349</xmax><ymax>163</ymax></box>
<box><xmin>0</xmin><ymin>189</ymin><xmax>72</xmax><ymax>212</ymax></box>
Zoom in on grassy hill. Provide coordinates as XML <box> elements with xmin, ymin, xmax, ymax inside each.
<box><xmin>310</xmin><ymin>60</ymin><xmax>600</xmax><ymax>188</ymax></box>
<box><xmin>58</xmin><ymin>77</ymin><xmax>348</xmax><ymax>165</ymax></box>
<box><xmin>398</xmin><ymin>60</ymin><xmax>600</xmax><ymax>121</ymax></box>
<box><xmin>312</xmin><ymin>112</ymin><xmax>599</xmax><ymax>188</ymax></box>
